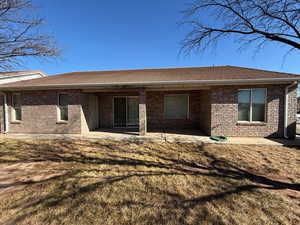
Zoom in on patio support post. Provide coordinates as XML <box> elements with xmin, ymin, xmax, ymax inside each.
<box><xmin>139</xmin><ymin>89</ymin><xmax>147</xmax><ymax>136</ymax></box>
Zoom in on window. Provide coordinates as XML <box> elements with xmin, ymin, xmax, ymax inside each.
<box><xmin>238</xmin><ymin>89</ymin><xmax>266</xmax><ymax>122</ymax></box>
<box><xmin>12</xmin><ymin>93</ymin><xmax>22</xmax><ymax>121</ymax></box>
<box><xmin>164</xmin><ymin>94</ymin><xmax>189</xmax><ymax>119</ymax></box>
<box><xmin>58</xmin><ymin>93</ymin><xmax>68</xmax><ymax>121</ymax></box>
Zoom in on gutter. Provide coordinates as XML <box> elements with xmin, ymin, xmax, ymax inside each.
<box><xmin>0</xmin><ymin>77</ymin><xmax>300</xmax><ymax>90</ymax></box>
<box><xmin>284</xmin><ymin>81</ymin><xmax>297</xmax><ymax>139</ymax></box>
<box><xmin>0</xmin><ymin>92</ymin><xmax>8</xmax><ymax>133</ymax></box>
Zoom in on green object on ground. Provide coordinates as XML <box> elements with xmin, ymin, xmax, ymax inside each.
<box><xmin>210</xmin><ymin>136</ymin><xmax>228</xmax><ymax>142</ymax></box>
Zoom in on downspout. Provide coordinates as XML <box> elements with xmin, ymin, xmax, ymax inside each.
<box><xmin>0</xmin><ymin>92</ymin><xmax>8</xmax><ymax>133</ymax></box>
<box><xmin>284</xmin><ymin>81</ymin><xmax>297</xmax><ymax>139</ymax></box>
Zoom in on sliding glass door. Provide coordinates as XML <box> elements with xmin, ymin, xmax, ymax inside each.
<box><xmin>114</xmin><ymin>97</ymin><xmax>127</xmax><ymax>127</ymax></box>
<box><xmin>114</xmin><ymin>97</ymin><xmax>139</xmax><ymax>127</ymax></box>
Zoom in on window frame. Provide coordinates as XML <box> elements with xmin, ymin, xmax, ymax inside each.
<box><xmin>237</xmin><ymin>88</ymin><xmax>267</xmax><ymax>123</ymax></box>
<box><xmin>11</xmin><ymin>93</ymin><xmax>22</xmax><ymax>122</ymax></box>
<box><xmin>57</xmin><ymin>93</ymin><xmax>69</xmax><ymax>122</ymax></box>
<box><xmin>164</xmin><ymin>94</ymin><xmax>190</xmax><ymax>120</ymax></box>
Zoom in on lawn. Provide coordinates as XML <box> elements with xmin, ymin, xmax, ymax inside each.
<box><xmin>0</xmin><ymin>139</ymin><xmax>299</xmax><ymax>225</ymax></box>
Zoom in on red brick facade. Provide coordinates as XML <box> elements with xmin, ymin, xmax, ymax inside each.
<box><xmin>0</xmin><ymin>84</ymin><xmax>297</xmax><ymax>138</ymax></box>
<box><xmin>210</xmin><ymin>85</ymin><xmax>296</xmax><ymax>138</ymax></box>
<box><xmin>3</xmin><ymin>90</ymin><xmax>85</xmax><ymax>134</ymax></box>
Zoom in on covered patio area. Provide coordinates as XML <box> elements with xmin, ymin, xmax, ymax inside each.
<box><xmin>82</xmin><ymin>87</ymin><xmax>211</xmax><ymax>136</ymax></box>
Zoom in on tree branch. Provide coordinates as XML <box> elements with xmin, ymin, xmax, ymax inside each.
<box><xmin>182</xmin><ymin>0</ymin><xmax>300</xmax><ymax>54</ymax></box>
<box><xmin>0</xmin><ymin>0</ymin><xmax>60</xmax><ymax>69</ymax></box>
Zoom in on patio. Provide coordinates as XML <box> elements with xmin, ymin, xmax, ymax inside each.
<box><xmin>1</xmin><ymin>128</ymin><xmax>300</xmax><ymax>146</ymax></box>
<box><xmin>87</xmin><ymin>128</ymin><xmax>211</xmax><ymax>143</ymax></box>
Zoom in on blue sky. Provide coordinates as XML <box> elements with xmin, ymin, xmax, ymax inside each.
<box><xmin>24</xmin><ymin>0</ymin><xmax>299</xmax><ymax>77</ymax></box>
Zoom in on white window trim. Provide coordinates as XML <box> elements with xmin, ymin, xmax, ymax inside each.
<box><xmin>237</xmin><ymin>88</ymin><xmax>267</xmax><ymax>123</ymax></box>
<box><xmin>11</xmin><ymin>93</ymin><xmax>22</xmax><ymax>122</ymax></box>
<box><xmin>57</xmin><ymin>93</ymin><xmax>69</xmax><ymax>122</ymax></box>
<box><xmin>164</xmin><ymin>94</ymin><xmax>190</xmax><ymax>120</ymax></box>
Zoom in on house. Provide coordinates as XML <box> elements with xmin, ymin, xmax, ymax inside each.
<box><xmin>298</xmin><ymin>96</ymin><xmax>300</xmax><ymax>113</ymax></box>
<box><xmin>0</xmin><ymin>66</ymin><xmax>299</xmax><ymax>138</ymax></box>
<box><xmin>0</xmin><ymin>70</ymin><xmax>46</xmax><ymax>84</ymax></box>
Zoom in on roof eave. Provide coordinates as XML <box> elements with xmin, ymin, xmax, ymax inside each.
<box><xmin>0</xmin><ymin>78</ymin><xmax>299</xmax><ymax>91</ymax></box>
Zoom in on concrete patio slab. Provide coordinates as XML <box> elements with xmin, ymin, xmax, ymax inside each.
<box><xmin>0</xmin><ymin>130</ymin><xmax>300</xmax><ymax>146</ymax></box>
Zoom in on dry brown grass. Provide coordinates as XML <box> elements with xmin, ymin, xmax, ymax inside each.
<box><xmin>0</xmin><ymin>139</ymin><xmax>299</xmax><ymax>225</ymax></box>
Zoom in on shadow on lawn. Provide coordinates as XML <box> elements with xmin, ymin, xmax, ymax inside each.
<box><xmin>0</xmin><ymin>140</ymin><xmax>299</xmax><ymax>225</ymax></box>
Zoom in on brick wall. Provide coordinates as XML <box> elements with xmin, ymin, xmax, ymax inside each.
<box><xmin>6</xmin><ymin>90</ymin><xmax>84</xmax><ymax>134</ymax></box>
<box><xmin>199</xmin><ymin>90</ymin><xmax>211</xmax><ymax>135</ymax></box>
<box><xmin>210</xmin><ymin>84</ymin><xmax>296</xmax><ymax>138</ymax></box>
<box><xmin>146</xmin><ymin>91</ymin><xmax>201</xmax><ymax>130</ymax></box>
<box><xmin>81</xmin><ymin>93</ymin><xmax>99</xmax><ymax>133</ymax></box>
<box><xmin>0</xmin><ymin>85</ymin><xmax>296</xmax><ymax>137</ymax></box>
<box><xmin>0</xmin><ymin>95</ymin><xmax>4</xmax><ymax>133</ymax></box>
<box><xmin>287</xmin><ymin>86</ymin><xmax>297</xmax><ymax>138</ymax></box>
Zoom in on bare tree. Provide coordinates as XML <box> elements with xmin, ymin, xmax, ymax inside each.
<box><xmin>182</xmin><ymin>0</ymin><xmax>300</xmax><ymax>54</ymax></box>
<box><xmin>0</xmin><ymin>0</ymin><xmax>59</xmax><ymax>69</ymax></box>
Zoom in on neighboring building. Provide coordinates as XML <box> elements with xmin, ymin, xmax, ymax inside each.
<box><xmin>0</xmin><ymin>66</ymin><xmax>298</xmax><ymax>138</ymax></box>
<box><xmin>0</xmin><ymin>70</ymin><xmax>46</xmax><ymax>84</ymax></box>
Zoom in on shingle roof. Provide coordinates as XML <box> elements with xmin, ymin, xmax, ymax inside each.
<box><xmin>0</xmin><ymin>66</ymin><xmax>299</xmax><ymax>89</ymax></box>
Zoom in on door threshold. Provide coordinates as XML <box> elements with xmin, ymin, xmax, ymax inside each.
<box><xmin>113</xmin><ymin>127</ymin><xmax>139</xmax><ymax>129</ymax></box>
